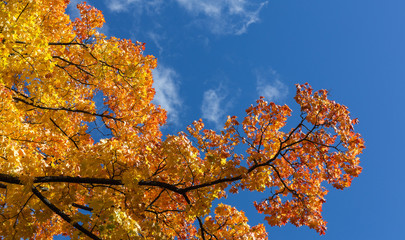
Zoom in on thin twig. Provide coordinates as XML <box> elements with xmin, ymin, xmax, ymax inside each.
<box><xmin>50</xmin><ymin>118</ymin><xmax>79</xmax><ymax>149</ymax></box>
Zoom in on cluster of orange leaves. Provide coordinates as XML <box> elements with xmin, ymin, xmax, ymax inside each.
<box><xmin>0</xmin><ymin>1</ymin><xmax>364</xmax><ymax>239</ymax></box>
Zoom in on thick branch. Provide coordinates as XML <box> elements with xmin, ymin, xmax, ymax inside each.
<box><xmin>32</xmin><ymin>187</ymin><xmax>101</xmax><ymax>240</ymax></box>
<box><xmin>0</xmin><ymin>174</ymin><xmax>122</xmax><ymax>186</ymax></box>
<box><xmin>138</xmin><ymin>180</ymin><xmax>183</xmax><ymax>194</ymax></box>
<box><xmin>181</xmin><ymin>176</ymin><xmax>242</xmax><ymax>193</ymax></box>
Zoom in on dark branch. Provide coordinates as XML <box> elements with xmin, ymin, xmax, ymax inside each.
<box><xmin>52</xmin><ymin>56</ymin><xmax>95</xmax><ymax>77</ymax></box>
<box><xmin>50</xmin><ymin>118</ymin><xmax>80</xmax><ymax>149</ymax></box>
<box><xmin>72</xmin><ymin>203</ymin><xmax>93</xmax><ymax>212</ymax></box>
<box><xmin>0</xmin><ymin>174</ymin><xmax>122</xmax><ymax>186</ymax></box>
<box><xmin>13</xmin><ymin>97</ymin><xmax>120</xmax><ymax>121</ymax></box>
<box><xmin>32</xmin><ymin>187</ymin><xmax>101</xmax><ymax>240</ymax></box>
<box><xmin>181</xmin><ymin>176</ymin><xmax>242</xmax><ymax>193</ymax></box>
<box><xmin>48</xmin><ymin>41</ymin><xmax>88</xmax><ymax>48</ymax></box>
<box><xmin>138</xmin><ymin>180</ymin><xmax>182</xmax><ymax>194</ymax></box>
<box><xmin>15</xmin><ymin>2</ymin><xmax>29</xmax><ymax>22</ymax></box>
<box><xmin>197</xmin><ymin>216</ymin><xmax>206</xmax><ymax>240</ymax></box>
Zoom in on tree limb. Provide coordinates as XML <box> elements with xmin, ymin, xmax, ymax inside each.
<box><xmin>32</xmin><ymin>186</ymin><xmax>101</xmax><ymax>240</ymax></box>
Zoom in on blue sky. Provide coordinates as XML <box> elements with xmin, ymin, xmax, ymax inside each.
<box><xmin>63</xmin><ymin>0</ymin><xmax>405</xmax><ymax>239</ymax></box>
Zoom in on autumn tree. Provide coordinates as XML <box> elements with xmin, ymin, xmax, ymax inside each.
<box><xmin>0</xmin><ymin>1</ymin><xmax>365</xmax><ymax>239</ymax></box>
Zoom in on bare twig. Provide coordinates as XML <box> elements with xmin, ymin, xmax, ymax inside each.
<box><xmin>50</xmin><ymin>118</ymin><xmax>79</xmax><ymax>149</ymax></box>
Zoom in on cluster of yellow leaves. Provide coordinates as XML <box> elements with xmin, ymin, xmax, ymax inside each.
<box><xmin>203</xmin><ymin>204</ymin><xmax>267</xmax><ymax>239</ymax></box>
<box><xmin>0</xmin><ymin>1</ymin><xmax>364</xmax><ymax>239</ymax></box>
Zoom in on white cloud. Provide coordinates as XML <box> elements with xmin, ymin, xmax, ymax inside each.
<box><xmin>103</xmin><ymin>0</ymin><xmax>267</xmax><ymax>35</ymax></box>
<box><xmin>201</xmin><ymin>87</ymin><xmax>229</xmax><ymax>129</ymax></box>
<box><xmin>255</xmin><ymin>68</ymin><xmax>288</xmax><ymax>102</ymax></box>
<box><xmin>106</xmin><ymin>0</ymin><xmax>128</xmax><ymax>12</ymax></box>
<box><xmin>175</xmin><ymin>0</ymin><xmax>221</xmax><ymax>16</ymax></box>
<box><xmin>152</xmin><ymin>65</ymin><xmax>182</xmax><ymax>124</ymax></box>
<box><xmin>105</xmin><ymin>0</ymin><xmax>163</xmax><ymax>13</ymax></box>
<box><xmin>174</xmin><ymin>0</ymin><xmax>268</xmax><ymax>35</ymax></box>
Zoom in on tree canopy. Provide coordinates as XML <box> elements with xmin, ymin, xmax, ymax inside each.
<box><xmin>0</xmin><ymin>1</ymin><xmax>365</xmax><ymax>239</ymax></box>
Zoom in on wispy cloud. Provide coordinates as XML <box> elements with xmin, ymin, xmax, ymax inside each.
<box><xmin>152</xmin><ymin>65</ymin><xmax>182</xmax><ymax>124</ymax></box>
<box><xmin>103</xmin><ymin>0</ymin><xmax>267</xmax><ymax>35</ymax></box>
<box><xmin>255</xmin><ymin>68</ymin><xmax>288</xmax><ymax>102</ymax></box>
<box><xmin>105</xmin><ymin>0</ymin><xmax>132</xmax><ymax>12</ymax></box>
<box><xmin>147</xmin><ymin>31</ymin><xmax>165</xmax><ymax>56</ymax></box>
<box><xmin>105</xmin><ymin>0</ymin><xmax>163</xmax><ymax>13</ymax></box>
<box><xmin>201</xmin><ymin>86</ymin><xmax>232</xmax><ymax>129</ymax></box>
<box><xmin>174</xmin><ymin>0</ymin><xmax>268</xmax><ymax>35</ymax></box>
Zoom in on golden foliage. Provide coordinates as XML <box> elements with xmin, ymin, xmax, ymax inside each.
<box><xmin>0</xmin><ymin>1</ymin><xmax>364</xmax><ymax>239</ymax></box>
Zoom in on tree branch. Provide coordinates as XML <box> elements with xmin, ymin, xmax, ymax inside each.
<box><xmin>32</xmin><ymin>187</ymin><xmax>101</xmax><ymax>240</ymax></box>
<box><xmin>15</xmin><ymin>2</ymin><xmax>29</xmax><ymax>22</ymax></box>
<box><xmin>72</xmin><ymin>203</ymin><xmax>93</xmax><ymax>212</ymax></box>
<box><xmin>12</xmin><ymin>97</ymin><xmax>120</xmax><ymax>121</ymax></box>
<box><xmin>0</xmin><ymin>174</ymin><xmax>122</xmax><ymax>186</ymax></box>
<box><xmin>52</xmin><ymin>55</ymin><xmax>95</xmax><ymax>77</ymax></box>
<box><xmin>50</xmin><ymin>118</ymin><xmax>80</xmax><ymax>149</ymax></box>
<box><xmin>197</xmin><ymin>216</ymin><xmax>206</xmax><ymax>240</ymax></box>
